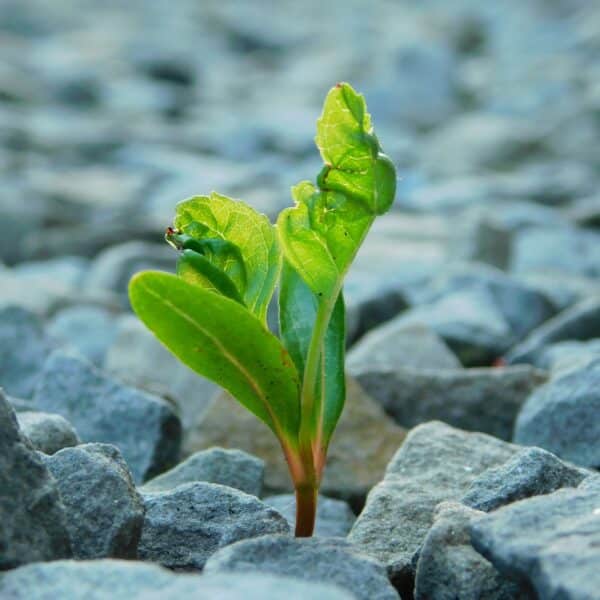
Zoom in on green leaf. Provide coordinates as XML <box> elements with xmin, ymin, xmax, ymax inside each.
<box><xmin>129</xmin><ymin>271</ymin><xmax>300</xmax><ymax>442</ymax></box>
<box><xmin>173</xmin><ymin>192</ymin><xmax>279</xmax><ymax>323</ymax></box>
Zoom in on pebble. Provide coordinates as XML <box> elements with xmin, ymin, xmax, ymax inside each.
<box><xmin>16</xmin><ymin>410</ymin><xmax>80</xmax><ymax>454</ymax></box>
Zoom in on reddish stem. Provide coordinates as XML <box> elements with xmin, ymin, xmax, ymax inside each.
<box><xmin>294</xmin><ymin>484</ymin><xmax>318</xmax><ymax>537</ymax></box>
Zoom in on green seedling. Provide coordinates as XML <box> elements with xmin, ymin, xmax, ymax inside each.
<box><xmin>129</xmin><ymin>83</ymin><xmax>396</xmax><ymax>536</ymax></box>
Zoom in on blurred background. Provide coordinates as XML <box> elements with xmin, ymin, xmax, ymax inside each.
<box><xmin>1</xmin><ymin>0</ymin><xmax>599</xmax><ymax>363</ymax></box>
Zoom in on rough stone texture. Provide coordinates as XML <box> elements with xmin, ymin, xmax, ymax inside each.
<box><xmin>471</xmin><ymin>488</ymin><xmax>600</xmax><ymax>600</ymax></box>
<box><xmin>204</xmin><ymin>534</ymin><xmax>399</xmax><ymax>600</ymax></box>
<box><xmin>187</xmin><ymin>377</ymin><xmax>405</xmax><ymax>509</ymax></box>
<box><xmin>506</xmin><ymin>296</ymin><xmax>600</xmax><ymax>365</ymax></box>
<box><xmin>348</xmin><ymin>421</ymin><xmax>517</xmax><ymax>595</ymax></box>
<box><xmin>138</xmin><ymin>482</ymin><xmax>290</xmax><ymax>570</ymax></box>
<box><xmin>16</xmin><ymin>411</ymin><xmax>80</xmax><ymax>454</ymax></box>
<box><xmin>514</xmin><ymin>359</ymin><xmax>600</xmax><ymax>469</ymax></box>
<box><xmin>347</xmin><ymin>323</ymin><xmax>461</xmax><ymax>372</ymax></box>
<box><xmin>33</xmin><ymin>351</ymin><xmax>181</xmax><ymax>483</ymax></box>
<box><xmin>0</xmin><ymin>306</ymin><xmax>55</xmax><ymax>398</ymax></box>
<box><xmin>141</xmin><ymin>447</ymin><xmax>264</xmax><ymax>497</ymax></box>
<box><xmin>42</xmin><ymin>443</ymin><xmax>144</xmax><ymax>559</ymax></box>
<box><xmin>354</xmin><ymin>365</ymin><xmax>546</xmax><ymax>440</ymax></box>
<box><xmin>0</xmin><ymin>389</ymin><xmax>71</xmax><ymax>568</ymax></box>
<box><xmin>0</xmin><ymin>559</ymin><xmax>354</xmax><ymax>600</ymax></box>
<box><xmin>461</xmin><ymin>447</ymin><xmax>586</xmax><ymax>512</ymax></box>
<box><xmin>415</xmin><ymin>502</ymin><xmax>525</xmax><ymax>600</ymax></box>
<box><xmin>533</xmin><ymin>340</ymin><xmax>600</xmax><ymax>373</ymax></box>
<box><xmin>579</xmin><ymin>475</ymin><xmax>600</xmax><ymax>492</ymax></box>
<box><xmin>264</xmin><ymin>494</ymin><xmax>356</xmax><ymax>538</ymax></box>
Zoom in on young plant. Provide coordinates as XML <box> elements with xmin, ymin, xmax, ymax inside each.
<box><xmin>129</xmin><ymin>83</ymin><xmax>396</xmax><ymax>536</ymax></box>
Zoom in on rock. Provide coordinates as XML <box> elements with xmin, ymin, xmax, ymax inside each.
<box><xmin>415</xmin><ymin>502</ymin><xmax>524</xmax><ymax>600</ymax></box>
<box><xmin>187</xmin><ymin>377</ymin><xmax>406</xmax><ymax>509</ymax></box>
<box><xmin>138</xmin><ymin>482</ymin><xmax>289</xmax><ymax>570</ymax></box>
<box><xmin>0</xmin><ymin>306</ymin><xmax>54</xmax><ymax>398</ymax></box>
<box><xmin>566</xmin><ymin>194</ymin><xmax>600</xmax><ymax>228</ymax></box>
<box><xmin>43</xmin><ymin>443</ymin><xmax>144</xmax><ymax>559</ymax></box>
<box><xmin>16</xmin><ymin>411</ymin><xmax>80</xmax><ymax>454</ymax></box>
<box><xmin>470</xmin><ymin>487</ymin><xmax>600</xmax><ymax>600</ymax></box>
<box><xmin>141</xmin><ymin>447</ymin><xmax>264</xmax><ymax>497</ymax></box>
<box><xmin>264</xmin><ymin>494</ymin><xmax>355</xmax><ymax>538</ymax></box>
<box><xmin>462</xmin><ymin>447</ymin><xmax>586</xmax><ymax>512</ymax></box>
<box><xmin>47</xmin><ymin>305</ymin><xmax>120</xmax><ymax>365</ymax></box>
<box><xmin>354</xmin><ymin>365</ymin><xmax>546</xmax><ymax>440</ymax></box>
<box><xmin>0</xmin><ymin>559</ymin><xmax>354</xmax><ymax>600</ymax></box>
<box><xmin>204</xmin><ymin>535</ymin><xmax>398</xmax><ymax>600</ymax></box>
<box><xmin>14</xmin><ymin>255</ymin><xmax>89</xmax><ymax>288</ymax></box>
<box><xmin>33</xmin><ymin>351</ymin><xmax>181</xmax><ymax>483</ymax></box>
<box><xmin>532</xmin><ymin>340</ymin><xmax>600</xmax><ymax>373</ymax></box>
<box><xmin>347</xmin><ymin>324</ymin><xmax>461</xmax><ymax>372</ymax></box>
<box><xmin>579</xmin><ymin>475</ymin><xmax>600</xmax><ymax>492</ymax></box>
<box><xmin>104</xmin><ymin>315</ymin><xmax>216</xmax><ymax>438</ymax></box>
<box><xmin>0</xmin><ymin>389</ymin><xmax>71</xmax><ymax>568</ymax></box>
<box><xmin>514</xmin><ymin>359</ymin><xmax>600</xmax><ymax>469</ymax></box>
<box><xmin>348</xmin><ymin>421</ymin><xmax>517</xmax><ymax>595</ymax></box>
<box><xmin>506</xmin><ymin>296</ymin><xmax>600</xmax><ymax>365</ymax></box>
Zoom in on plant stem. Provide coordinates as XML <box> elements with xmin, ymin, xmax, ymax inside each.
<box><xmin>294</xmin><ymin>483</ymin><xmax>318</xmax><ymax>536</ymax></box>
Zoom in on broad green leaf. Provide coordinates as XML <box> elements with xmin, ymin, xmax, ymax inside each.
<box><xmin>129</xmin><ymin>271</ymin><xmax>300</xmax><ymax>441</ymax></box>
<box><xmin>279</xmin><ymin>263</ymin><xmax>345</xmax><ymax>449</ymax></box>
<box><xmin>173</xmin><ymin>192</ymin><xmax>279</xmax><ymax>323</ymax></box>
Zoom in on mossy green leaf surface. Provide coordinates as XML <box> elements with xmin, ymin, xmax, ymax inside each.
<box><xmin>129</xmin><ymin>271</ymin><xmax>300</xmax><ymax>442</ymax></box>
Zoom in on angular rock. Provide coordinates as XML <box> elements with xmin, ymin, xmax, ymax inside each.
<box><xmin>462</xmin><ymin>447</ymin><xmax>586</xmax><ymax>512</ymax></box>
<box><xmin>141</xmin><ymin>447</ymin><xmax>264</xmax><ymax>497</ymax></box>
<box><xmin>0</xmin><ymin>390</ymin><xmax>71</xmax><ymax>568</ymax></box>
<box><xmin>0</xmin><ymin>559</ymin><xmax>354</xmax><ymax>600</ymax></box>
<box><xmin>139</xmin><ymin>482</ymin><xmax>290</xmax><ymax>570</ymax></box>
<box><xmin>264</xmin><ymin>494</ymin><xmax>355</xmax><ymax>538</ymax></box>
<box><xmin>17</xmin><ymin>410</ymin><xmax>80</xmax><ymax>454</ymax></box>
<box><xmin>33</xmin><ymin>351</ymin><xmax>181</xmax><ymax>483</ymax></box>
<box><xmin>43</xmin><ymin>443</ymin><xmax>144</xmax><ymax>559</ymax></box>
<box><xmin>204</xmin><ymin>535</ymin><xmax>398</xmax><ymax>600</ymax></box>
<box><xmin>471</xmin><ymin>488</ymin><xmax>600</xmax><ymax>600</ymax></box>
<box><xmin>354</xmin><ymin>365</ymin><xmax>546</xmax><ymax>440</ymax></box>
<box><xmin>415</xmin><ymin>502</ymin><xmax>524</xmax><ymax>600</ymax></box>
<box><xmin>347</xmin><ymin>323</ymin><xmax>461</xmax><ymax>372</ymax></box>
<box><xmin>0</xmin><ymin>306</ymin><xmax>54</xmax><ymax>398</ymax></box>
<box><xmin>348</xmin><ymin>421</ymin><xmax>517</xmax><ymax>595</ymax></box>
<box><xmin>187</xmin><ymin>378</ymin><xmax>405</xmax><ymax>509</ymax></box>
<box><xmin>533</xmin><ymin>340</ymin><xmax>600</xmax><ymax>374</ymax></box>
<box><xmin>514</xmin><ymin>359</ymin><xmax>600</xmax><ymax>468</ymax></box>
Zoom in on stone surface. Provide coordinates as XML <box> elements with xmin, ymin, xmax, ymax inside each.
<box><xmin>534</xmin><ymin>340</ymin><xmax>600</xmax><ymax>374</ymax></box>
<box><xmin>415</xmin><ymin>502</ymin><xmax>524</xmax><ymax>600</ymax></box>
<box><xmin>348</xmin><ymin>421</ymin><xmax>517</xmax><ymax>595</ymax></box>
<box><xmin>43</xmin><ymin>443</ymin><xmax>144</xmax><ymax>559</ymax></box>
<box><xmin>462</xmin><ymin>447</ymin><xmax>586</xmax><ymax>512</ymax></box>
<box><xmin>471</xmin><ymin>488</ymin><xmax>600</xmax><ymax>600</ymax></box>
<box><xmin>204</xmin><ymin>535</ymin><xmax>398</xmax><ymax>600</ymax></box>
<box><xmin>33</xmin><ymin>351</ymin><xmax>181</xmax><ymax>483</ymax></box>
<box><xmin>0</xmin><ymin>389</ymin><xmax>71</xmax><ymax>568</ymax></box>
<box><xmin>16</xmin><ymin>410</ymin><xmax>80</xmax><ymax>454</ymax></box>
<box><xmin>0</xmin><ymin>559</ymin><xmax>354</xmax><ymax>600</ymax></box>
<box><xmin>0</xmin><ymin>306</ymin><xmax>55</xmax><ymax>398</ymax></box>
<box><xmin>141</xmin><ymin>447</ymin><xmax>264</xmax><ymax>497</ymax></box>
<box><xmin>264</xmin><ymin>494</ymin><xmax>356</xmax><ymax>538</ymax></box>
<box><xmin>354</xmin><ymin>365</ymin><xmax>545</xmax><ymax>440</ymax></box>
<box><xmin>514</xmin><ymin>358</ymin><xmax>600</xmax><ymax>469</ymax></box>
<box><xmin>138</xmin><ymin>482</ymin><xmax>290</xmax><ymax>570</ymax></box>
<box><xmin>187</xmin><ymin>377</ymin><xmax>406</xmax><ymax>509</ymax></box>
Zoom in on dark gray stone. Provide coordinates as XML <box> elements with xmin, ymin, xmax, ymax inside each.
<box><xmin>33</xmin><ymin>351</ymin><xmax>181</xmax><ymax>483</ymax></box>
<box><xmin>514</xmin><ymin>359</ymin><xmax>600</xmax><ymax>469</ymax></box>
<box><xmin>462</xmin><ymin>447</ymin><xmax>586</xmax><ymax>512</ymax></box>
<box><xmin>138</xmin><ymin>482</ymin><xmax>290</xmax><ymax>570</ymax></box>
<box><xmin>0</xmin><ymin>389</ymin><xmax>71</xmax><ymax>568</ymax></box>
<box><xmin>470</xmin><ymin>488</ymin><xmax>600</xmax><ymax>600</ymax></box>
<box><xmin>0</xmin><ymin>559</ymin><xmax>354</xmax><ymax>600</ymax></box>
<box><xmin>17</xmin><ymin>411</ymin><xmax>80</xmax><ymax>454</ymax></box>
<box><xmin>354</xmin><ymin>365</ymin><xmax>546</xmax><ymax>440</ymax></box>
<box><xmin>204</xmin><ymin>535</ymin><xmax>398</xmax><ymax>600</ymax></box>
<box><xmin>141</xmin><ymin>447</ymin><xmax>264</xmax><ymax>497</ymax></box>
<box><xmin>415</xmin><ymin>502</ymin><xmax>525</xmax><ymax>600</ymax></box>
<box><xmin>264</xmin><ymin>494</ymin><xmax>355</xmax><ymax>538</ymax></box>
<box><xmin>348</xmin><ymin>421</ymin><xmax>517</xmax><ymax>595</ymax></box>
<box><xmin>0</xmin><ymin>306</ymin><xmax>54</xmax><ymax>398</ymax></box>
<box><xmin>43</xmin><ymin>443</ymin><xmax>144</xmax><ymax>559</ymax></box>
